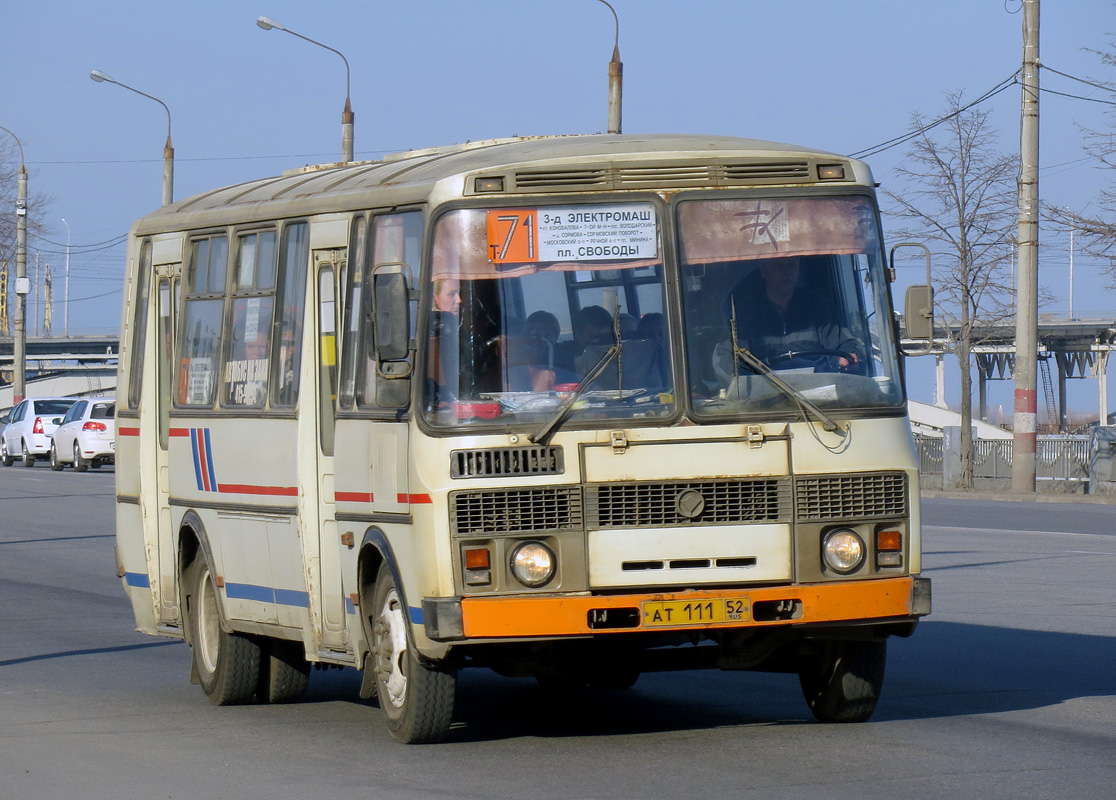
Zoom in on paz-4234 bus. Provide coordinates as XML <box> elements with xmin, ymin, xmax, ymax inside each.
<box><xmin>114</xmin><ymin>133</ymin><xmax>931</xmax><ymax>743</ymax></box>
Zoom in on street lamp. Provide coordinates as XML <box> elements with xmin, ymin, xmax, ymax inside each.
<box><xmin>257</xmin><ymin>16</ymin><xmax>354</xmax><ymax>163</ymax></box>
<box><xmin>0</xmin><ymin>123</ymin><xmax>28</xmax><ymax>402</ymax></box>
<box><xmin>90</xmin><ymin>70</ymin><xmax>174</xmax><ymax>207</ymax></box>
<box><xmin>61</xmin><ymin>217</ymin><xmax>70</xmax><ymax>338</ymax></box>
<box><xmin>596</xmin><ymin>0</ymin><xmax>623</xmax><ymax>134</ymax></box>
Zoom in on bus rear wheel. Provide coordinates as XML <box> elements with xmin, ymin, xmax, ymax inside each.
<box><xmin>370</xmin><ymin>564</ymin><xmax>456</xmax><ymax>743</ymax></box>
<box><xmin>185</xmin><ymin>557</ymin><xmax>260</xmax><ymax>705</ymax></box>
<box><xmin>257</xmin><ymin>638</ymin><xmax>310</xmax><ymax>704</ymax></box>
<box><xmin>798</xmin><ymin>638</ymin><xmax>886</xmax><ymax>723</ymax></box>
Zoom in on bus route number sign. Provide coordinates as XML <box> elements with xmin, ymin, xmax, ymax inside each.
<box><xmin>486</xmin><ymin>203</ymin><xmax>658</xmax><ymax>264</ymax></box>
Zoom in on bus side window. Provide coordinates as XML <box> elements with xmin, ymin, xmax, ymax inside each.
<box><xmin>271</xmin><ymin>222</ymin><xmax>310</xmax><ymax>408</ymax></box>
<box><xmin>222</xmin><ymin>230</ymin><xmax>277</xmax><ymax>408</ymax></box>
<box><xmin>127</xmin><ymin>240</ymin><xmax>153</xmax><ymax>410</ymax></box>
<box><xmin>338</xmin><ymin>216</ymin><xmax>367</xmax><ymax>410</ymax></box>
<box><xmin>357</xmin><ymin>210</ymin><xmax>423</xmax><ymax>410</ymax></box>
<box><xmin>177</xmin><ymin>235</ymin><xmax>228</xmax><ymax>407</ymax></box>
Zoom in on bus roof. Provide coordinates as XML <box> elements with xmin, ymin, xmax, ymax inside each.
<box><xmin>132</xmin><ymin>133</ymin><xmax>869</xmax><ymax>234</ymax></box>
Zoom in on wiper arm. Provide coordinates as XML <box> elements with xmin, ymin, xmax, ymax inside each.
<box><xmin>528</xmin><ymin>342</ymin><xmax>620</xmax><ymax>446</ymax></box>
<box><xmin>728</xmin><ymin>302</ymin><xmax>845</xmax><ymax>435</ymax></box>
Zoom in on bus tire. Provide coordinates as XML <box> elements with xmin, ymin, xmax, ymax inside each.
<box><xmin>370</xmin><ymin>564</ymin><xmax>456</xmax><ymax>743</ymax></box>
<box><xmin>257</xmin><ymin>638</ymin><xmax>310</xmax><ymax>704</ymax></box>
<box><xmin>798</xmin><ymin>638</ymin><xmax>886</xmax><ymax>723</ymax></box>
<box><xmin>185</xmin><ymin>556</ymin><xmax>260</xmax><ymax>706</ymax></box>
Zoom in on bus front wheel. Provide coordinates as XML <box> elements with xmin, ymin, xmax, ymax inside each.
<box><xmin>185</xmin><ymin>557</ymin><xmax>261</xmax><ymax>706</ymax></box>
<box><xmin>370</xmin><ymin>564</ymin><xmax>456</xmax><ymax>743</ymax></box>
<box><xmin>798</xmin><ymin>638</ymin><xmax>886</xmax><ymax>723</ymax></box>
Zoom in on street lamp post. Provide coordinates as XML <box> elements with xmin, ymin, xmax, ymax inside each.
<box><xmin>61</xmin><ymin>217</ymin><xmax>70</xmax><ymax>338</ymax></box>
<box><xmin>257</xmin><ymin>16</ymin><xmax>354</xmax><ymax>163</ymax></box>
<box><xmin>596</xmin><ymin>0</ymin><xmax>623</xmax><ymax>135</ymax></box>
<box><xmin>89</xmin><ymin>70</ymin><xmax>174</xmax><ymax>207</ymax></box>
<box><xmin>0</xmin><ymin>124</ymin><xmax>28</xmax><ymax>403</ymax></box>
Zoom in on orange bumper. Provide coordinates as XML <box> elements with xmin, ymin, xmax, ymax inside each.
<box><xmin>460</xmin><ymin>576</ymin><xmax>917</xmax><ymax>638</ymax></box>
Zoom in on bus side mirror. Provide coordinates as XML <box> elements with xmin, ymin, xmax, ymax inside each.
<box><xmin>904</xmin><ymin>284</ymin><xmax>934</xmax><ymax>341</ymax></box>
<box><xmin>373</xmin><ymin>267</ymin><xmax>411</xmax><ymax>363</ymax></box>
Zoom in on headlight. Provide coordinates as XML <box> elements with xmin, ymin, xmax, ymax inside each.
<box><xmin>509</xmin><ymin>541</ymin><xmax>555</xmax><ymax>588</ymax></box>
<box><xmin>822</xmin><ymin>528</ymin><xmax>865</xmax><ymax>574</ymax></box>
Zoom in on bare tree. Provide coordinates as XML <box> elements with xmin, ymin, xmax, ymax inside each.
<box><xmin>884</xmin><ymin>92</ymin><xmax>1018</xmax><ymax>489</ymax></box>
<box><xmin>1046</xmin><ymin>38</ymin><xmax>1116</xmax><ymax>283</ymax></box>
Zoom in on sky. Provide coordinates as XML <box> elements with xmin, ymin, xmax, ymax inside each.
<box><xmin>2</xmin><ymin>0</ymin><xmax>1115</xmax><ymax>417</ymax></box>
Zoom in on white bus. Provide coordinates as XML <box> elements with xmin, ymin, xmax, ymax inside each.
<box><xmin>115</xmin><ymin>133</ymin><xmax>931</xmax><ymax>743</ymax></box>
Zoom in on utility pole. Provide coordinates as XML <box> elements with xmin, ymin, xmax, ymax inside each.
<box><xmin>597</xmin><ymin>0</ymin><xmax>623</xmax><ymax>134</ymax></box>
<box><xmin>1012</xmin><ymin>0</ymin><xmax>1040</xmax><ymax>492</ymax></box>
<box><xmin>62</xmin><ymin>217</ymin><xmax>70</xmax><ymax>337</ymax></box>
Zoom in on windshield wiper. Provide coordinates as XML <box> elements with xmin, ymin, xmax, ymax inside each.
<box><xmin>728</xmin><ymin>301</ymin><xmax>845</xmax><ymax>435</ymax></box>
<box><xmin>529</xmin><ymin>308</ymin><xmax>623</xmax><ymax>446</ymax></box>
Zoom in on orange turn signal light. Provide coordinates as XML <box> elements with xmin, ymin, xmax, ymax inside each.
<box><xmin>877</xmin><ymin>530</ymin><xmax>902</xmax><ymax>552</ymax></box>
<box><xmin>465</xmin><ymin>548</ymin><xmax>491</xmax><ymax>570</ymax></box>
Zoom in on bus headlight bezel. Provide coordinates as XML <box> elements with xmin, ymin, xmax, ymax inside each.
<box><xmin>821</xmin><ymin>528</ymin><xmax>866</xmax><ymax>574</ymax></box>
<box><xmin>509</xmin><ymin>541</ymin><xmax>556</xmax><ymax>588</ymax></box>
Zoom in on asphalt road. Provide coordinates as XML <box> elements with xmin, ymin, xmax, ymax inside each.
<box><xmin>1</xmin><ymin>467</ymin><xmax>1114</xmax><ymax>800</ymax></box>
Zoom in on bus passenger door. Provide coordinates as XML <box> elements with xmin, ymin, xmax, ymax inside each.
<box><xmin>155</xmin><ymin>266</ymin><xmax>181</xmax><ymax>623</ymax></box>
<box><xmin>313</xmin><ymin>249</ymin><xmax>348</xmax><ymax>649</ymax></box>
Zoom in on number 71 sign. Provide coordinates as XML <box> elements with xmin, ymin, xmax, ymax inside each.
<box><xmin>486</xmin><ymin>210</ymin><xmax>537</xmax><ymax>263</ymax></box>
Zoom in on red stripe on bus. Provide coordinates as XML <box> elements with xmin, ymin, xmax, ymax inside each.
<box><xmin>397</xmin><ymin>493</ymin><xmax>433</xmax><ymax>504</ymax></box>
<box><xmin>218</xmin><ymin>484</ymin><xmax>300</xmax><ymax>497</ymax></box>
<box><xmin>195</xmin><ymin>430</ymin><xmax>212</xmax><ymax>492</ymax></box>
<box><xmin>168</xmin><ymin>428</ymin><xmax>190</xmax><ymax>437</ymax></box>
<box><xmin>118</xmin><ymin>427</ymin><xmax>141</xmax><ymax>436</ymax></box>
<box><xmin>336</xmin><ymin>491</ymin><xmax>374</xmax><ymax>503</ymax></box>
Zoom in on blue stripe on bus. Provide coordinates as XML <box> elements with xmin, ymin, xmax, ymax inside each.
<box><xmin>274</xmin><ymin>588</ymin><xmax>311</xmax><ymax>608</ymax></box>
<box><xmin>224</xmin><ymin>582</ymin><xmax>310</xmax><ymax>609</ymax></box>
<box><xmin>190</xmin><ymin>430</ymin><xmax>204</xmax><ymax>491</ymax></box>
<box><xmin>224</xmin><ymin>582</ymin><xmax>275</xmax><ymax>603</ymax></box>
<box><xmin>409</xmin><ymin>606</ymin><xmax>423</xmax><ymax>625</ymax></box>
<box><xmin>125</xmin><ymin>571</ymin><xmax>150</xmax><ymax>588</ymax></box>
<box><xmin>345</xmin><ymin>597</ymin><xmax>357</xmax><ymax>615</ymax></box>
<box><xmin>203</xmin><ymin>428</ymin><xmax>218</xmax><ymax>490</ymax></box>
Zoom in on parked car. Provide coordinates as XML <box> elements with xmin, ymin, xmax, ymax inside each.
<box><xmin>1</xmin><ymin>397</ymin><xmax>79</xmax><ymax>467</ymax></box>
<box><xmin>50</xmin><ymin>396</ymin><xmax>116</xmax><ymax>471</ymax></box>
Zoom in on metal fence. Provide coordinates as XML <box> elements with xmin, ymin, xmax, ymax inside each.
<box><xmin>914</xmin><ymin>434</ymin><xmax>1091</xmax><ymax>483</ymax></box>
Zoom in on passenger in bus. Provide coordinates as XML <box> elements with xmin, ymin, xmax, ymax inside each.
<box><xmin>554</xmin><ymin>305</ymin><xmax>613</xmax><ymax>375</ymax></box>
<box><xmin>427</xmin><ymin>278</ymin><xmax>462</xmax><ymax>404</ymax></box>
<box><xmin>562</xmin><ymin>305</ymin><xmax>668</xmax><ymax>391</ymax></box>
<box><xmin>713</xmin><ymin>255</ymin><xmax>864</xmax><ymax>384</ymax></box>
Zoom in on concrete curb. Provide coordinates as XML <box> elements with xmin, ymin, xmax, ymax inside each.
<box><xmin>921</xmin><ymin>489</ymin><xmax>1116</xmax><ymax>505</ymax></box>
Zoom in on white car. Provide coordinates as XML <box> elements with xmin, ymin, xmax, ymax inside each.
<box><xmin>50</xmin><ymin>397</ymin><xmax>117</xmax><ymax>471</ymax></box>
<box><xmin>1</xmin><ymin>397</ymin><xmax>78</xmax><ymax>467</ymax></box>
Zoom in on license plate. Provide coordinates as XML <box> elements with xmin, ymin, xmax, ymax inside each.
<box><xmin>642</xmin><ymin>597</ymin><xmax>750</xmax><ymax>628</ymax></box>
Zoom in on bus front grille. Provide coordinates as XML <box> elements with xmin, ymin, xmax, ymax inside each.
<box><xmin>585</xmin><ymin>478</ymin><xmax>791</xmax><ymax>529</ymax></box>
<box><xmin>451</xmin><ymin>487</ymin><xmax>583</xmax><ymax>536</ymax></box>
<box><xmin>450</xmin><ymin>446</ymin><xmax>564</xmax><ymax>478</ymax></box>
<box><xmin>794</xmin><ymin>472</ymin><xmax>908</xmax><ymax>521</ymax></box>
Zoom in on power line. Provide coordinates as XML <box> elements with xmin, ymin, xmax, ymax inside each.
<box><xmin>849</xmin><ymin>71</ymin><xmax>1021</xmax><ymax>159</ymax></box>
<box><xmin>1036</xmin><ymin>85</ymin><xmax>1116</xmax><ymax>106</ymax></box>
<box><xmin>1040</xmin><ymin>63</ymin><xmax>1116</xmax><ymax>96</ymax></box>
<box><xmin>32</xmin><ymin>233</ymin><xmax>128</xmax><ymax>250</ymax></box>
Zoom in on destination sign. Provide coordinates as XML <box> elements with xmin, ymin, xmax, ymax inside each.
<box><xmin>486</xmin><ymin>203</ymin><xmax>658</xmax><ymax>264</ymax></box>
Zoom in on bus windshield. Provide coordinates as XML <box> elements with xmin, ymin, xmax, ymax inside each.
<box><xmin>422</xmin><ymin>204</ymin><xmax>675</xmax><ymax>429</ymax></box>
<box><xmin>678</xmin><ymin>195</ymin><xmax>904</xmax><ymax>419</ymax></box>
